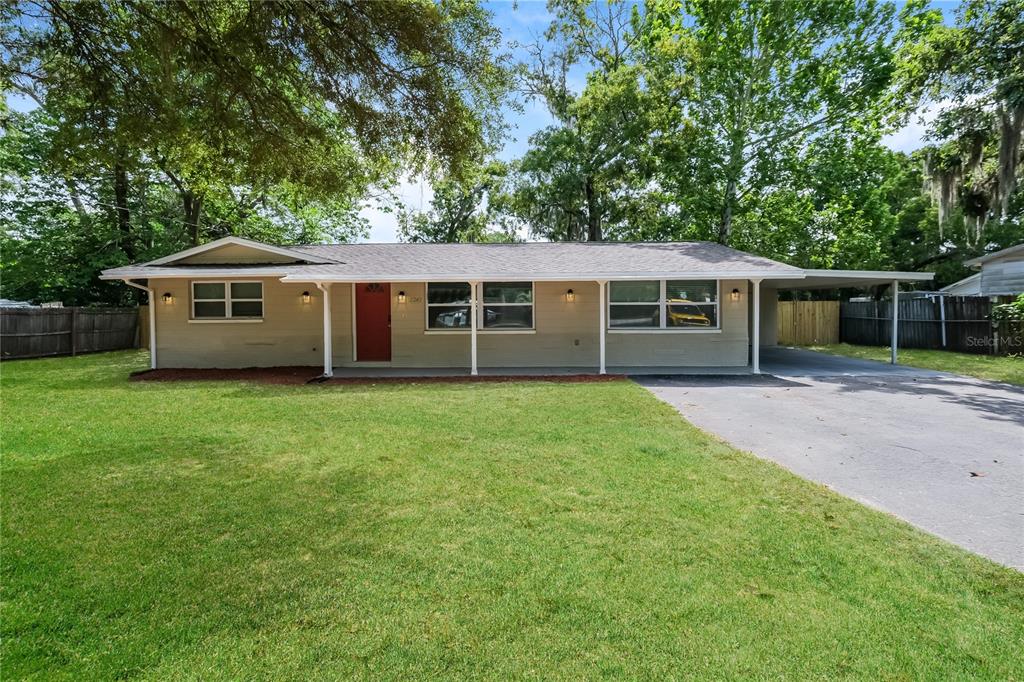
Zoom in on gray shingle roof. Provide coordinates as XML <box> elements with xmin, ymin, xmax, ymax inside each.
<box><xmin>102</xmin><ymin>241</ymin><xmax>803</xmax><ymax>281</ymax></box>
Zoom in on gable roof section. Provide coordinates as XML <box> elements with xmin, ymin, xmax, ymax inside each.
<box><xmin>145</xmin><ymin>237</ymin><xmax>340</xmax><ymax>266</ymax></box>
<box><xmin>964</xmin><ymin>243</ymin><xmax>1024</xmax><ymax>268</ymax></box>
<box><xmin>940</xmin><ymin>272</ymin><xmax>981</xmax><ymax>294</ymax></box>
<box><xmin>102</xmin><ymin>240</ymin><xmax>805</xmax><ymax>281</ymax></box>
<box><xmin>99</xmin><ymin>240</ymin><xmax>929</xmax><ymax>286</ymax></box>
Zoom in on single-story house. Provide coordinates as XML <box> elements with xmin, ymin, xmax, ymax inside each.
<box><xmin>942</xmin><ymin>243</ymin><xmax>1024</xmax><ymax>298</ymax></box>
<box><xmin>101</xmin><ymin>237</ymin><xmax>933</xmax><ymax>376</ymax></box>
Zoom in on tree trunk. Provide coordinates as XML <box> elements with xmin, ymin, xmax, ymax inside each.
<box><xmin>113</xmin><ymin>157</ymin><xmax>134</xmax><ymax>262</ymax></box>
<box><xmin>584</xmin><ymin>175</ymin><xmax>601</xmax><ymax>241</ymax></box>
<box><xmin>718</xmin><ymin>130</ymin><xmax>746</xmax><ymax>244</ymax></box>
<box><xmin>996</xmin><ymin>102</ymin><xmax>1024</xmax><ymax>219</ymax></box>
<box><xmin>183</xmin><ymin>191</ymin><xmax>203</xmax><ymax>245</ymax></box>
<box><xmin>718</xmin><ymin>178</ymin><xmax>736</xmax><ymax>245</ymax></box>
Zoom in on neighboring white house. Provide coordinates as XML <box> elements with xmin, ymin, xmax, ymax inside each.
<box><xmin>943</xmin><ymin>243</ymin><xmax>1024</xmax><ymax>298</ymax></box>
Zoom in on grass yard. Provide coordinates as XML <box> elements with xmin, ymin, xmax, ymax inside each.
<box><xmin>3</xmin><ymin>352</ymin><xmax>1023</xmax><ymax>679</ymax></box>
<box><xmin>804</xmin><ymin>343</ymin><xmax>1024</xmax><ymax>386</ymax></box>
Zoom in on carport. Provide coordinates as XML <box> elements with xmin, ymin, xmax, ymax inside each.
<box><xmin>754</xmin><ymin>269</ymin><xmax>935</xmax><ymax>370</ymax></box>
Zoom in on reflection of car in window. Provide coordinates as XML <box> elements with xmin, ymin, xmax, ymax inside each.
<box><xmin>436</xmin><ymin>310</ymin><xmax>467</xmax><ymax>327</ymax></box>
<box><xmin>666</xmin><ymin>298</ymin><xmax>711</xmax><ymax>326</ymax></box>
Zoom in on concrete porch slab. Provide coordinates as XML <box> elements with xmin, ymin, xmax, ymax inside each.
<box><xmin>329</xmin><ymin>365</ymin><xmax>755</xmax><ymax>378</ymax></box>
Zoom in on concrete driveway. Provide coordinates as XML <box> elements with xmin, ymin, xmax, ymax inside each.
<box><xmin>635</xmin><ymin>348</ymin><xmax>1024</xmax><ymax>570</ymax></box>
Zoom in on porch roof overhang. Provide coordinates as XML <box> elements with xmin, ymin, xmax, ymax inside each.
<box><xmin>764</xmin><ymin>269</ymin><xmax>934</xmax><ymax>291</ymax></box>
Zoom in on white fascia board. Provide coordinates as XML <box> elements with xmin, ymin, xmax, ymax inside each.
<box><xmin>801</xmin><ymin>269</ymin><xmax>935</xmax><ymax>281</ymax></box>
<box><xmin>964</xmin><ymin>243</ymin><xmax>1024</xmax><ymax>268</ymax></box>
<box><xmin>143</xmin><ymin>237</ymin><xmax>336</xmax><ymax>266</ymax></box>
<box><xmin>100</xmin><ymin>268</ymin><xmax>294</xmax><ymax>280</ymax></box>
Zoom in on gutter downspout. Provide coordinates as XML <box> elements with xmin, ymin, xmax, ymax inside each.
<box><xmin>124</xmin><ymin>279</ymin><xmax>156</xmax><ymax>370</ymax></box>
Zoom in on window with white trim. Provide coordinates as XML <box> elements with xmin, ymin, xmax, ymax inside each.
<box><xmin>425</xmin><ymin>282</ymin><xmax>535</xmax><ymax>330</ymax></box>
<box><xmin>481</xmin><ymin>282</ymin><xmax>533</xmax><ymax>329</ymax></box>
<box><xmin>191</xmin><ymin>281</ymin><xmax>263</xmax><ymax>319</ymax></box>
<box><xmin>426</xmin><ymin>282</ymin><xmax>472</xmax><ymax>329</ymax></box>
<box><xmin>608</xmin><ymin>280</ymin><xmax>719</xmax><ymax>329</ymax></box>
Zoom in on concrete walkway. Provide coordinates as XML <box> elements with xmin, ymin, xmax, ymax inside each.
<box><xmin>635</xmin><ymin>349</ymin><xmax>1024</xmax><ymax>570</ymax></box>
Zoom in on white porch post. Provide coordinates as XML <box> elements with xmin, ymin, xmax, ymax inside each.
<box><xmin>317</xmin><ymin>282</ymin><xmax>333</xmax><ymax>377</ymax></box>
<box><xmin>147</xmin><ymin>289</ymin><xmax>157</xmax><ymax>370</ymax></box>
<box><xmin>470</xmin><ymin>280</ymin><xmax>479</xmax><ymax>376</ymax></box>
<box><xmin>598</xmin><ymin>280</ymin><xmax>607</xmax><ymax>374</ymax></box>
<box><xmin>891</xmin><ymin>279</ymin><xmax>899</xmax><ymax>365</ymax></box>
<box><xmin>752</xmin><ymin>278</ymin><xmax>761</xmax><ymax>374</ymax></box>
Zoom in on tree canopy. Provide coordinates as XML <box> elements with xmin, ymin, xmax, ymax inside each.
<box><xmin>2</xmin><ymin>0</ymin><xmax>511</xmax><ymax>302</ymax></box>
<box><xmin>2</xmin><ymin>0</ymin><xmax>1023</xmax><ymax>304</ymax></box>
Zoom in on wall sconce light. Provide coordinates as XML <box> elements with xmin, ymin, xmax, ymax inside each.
<box><xmin>301</xmin><ymin>291</ymin><xmax>311</xmax><ymax>304</ymax></box>
<box><xmin>397</xmin><ymin>290</ymin><xmax>407</xmax><ymax>304</ymax></box>
<box><xmin>565</xmin><ymin>288</ymin><xmax>575</xmax><ymax>302</ymax></box>
<box><xmin>161</xmin><ymin>292</ymin><xmax>173</xmax><ymax>304</ymax></box>
<box><xmin>730</xmin><ymin>288</ymin><xmax>741</xmax><ymax>302</ymax></box>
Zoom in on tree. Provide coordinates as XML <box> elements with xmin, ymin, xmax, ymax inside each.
<box><xmin>2</xmin><ymin>0</ymin><xmax>512</xmax><ymax>304</ymax></box>
<box><xmin>3</xmin><ymin>0</ymin><xmax>511</xmax><ymax>248</ymax></box>
<box><xmin>637</xmin><ymin>0</ymin><xmax>933</xmax><ymax>244</ymax></box>
<box><xmin>507</xmin><ymin>0</ymin><xmax>653</xmax><ymax>242</ymax></box>
<box><xmin>0</xmin><ymin>107</ymin><xmax>372</xmax><ymax>304</ymax></box>
<box><xmin>899</xmin><ymin>0</ymin><xmax>1024</xmax><ymax>249</ymax></box>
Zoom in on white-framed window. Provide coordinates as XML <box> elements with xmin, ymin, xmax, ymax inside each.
<box><xmin>608</xmin><ymin>280</ymin><xmax>719</xmax><ymax>330</ymax></box>
<box><xmin>481</xmin><ymin>282</ymin><xmax>533</xmax><ymax>329</ymax></box>
<box><xmin>191</xmin><ymin>281</ymin><xmax>263</xmax><ymax>319</ymax></box>
<box><xmin>424</xmin><ymin>282</ymin><xmax>535</xmax><ymax>331</ymax></box>
<box><xmin>426</xmin><ymin>282</ymin><xmax>472</xmax><ymax>329</ymax></box>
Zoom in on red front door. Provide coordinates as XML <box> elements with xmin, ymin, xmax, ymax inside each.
<box><xmin>355</xmin><ymin>282</ymin><xmax>391</xmax><ymax>361</ymax></box>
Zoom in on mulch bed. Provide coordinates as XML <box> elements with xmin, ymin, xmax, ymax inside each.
<box><xmin>130</xmin><ymin>367</ymin><xmax>624</xmax><ymax>385</ymax></box>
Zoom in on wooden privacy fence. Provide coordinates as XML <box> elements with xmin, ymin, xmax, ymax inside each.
<box><xmin>0</xmin><ymin>307</ymin><xmax>139</xmax><ymax>360</ymax></box>
<box><xmin>777</xmin><ymin>300</ymin><xmax>840</xmax><ymax>345</ymax></box>
<box><xmin>840</xmin><ymin>296</ymin><xmax>1022</xmax><ymax>355</ymax></box>
<box><xmin>139</xmin><ymin>305</ymin><xmax>150</xmax><ymax>350</ymax></box>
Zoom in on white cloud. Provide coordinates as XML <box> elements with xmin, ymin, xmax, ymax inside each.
<box><xmin>882</xmin><ymin>117</ymin><xmax>931</xmax><ymax>153</ymax></box>
<box><xmin>882</xmin><ymin>100</ymin><xmax>959</xmax><ymax>154</ymax></box>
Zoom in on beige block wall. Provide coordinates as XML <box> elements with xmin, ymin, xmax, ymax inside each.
<box><xmin>151</xmin><ymin>277</ymin><xmax>752</xmax><ymax>369</ymax></box>
<box><xmin>329</xmin><ymin>283</ymin><xmax>355</xmax><ymax>366</ymax></box>
<box><xmin>605</xmin><ymin>279</ymin><xmax>749</xmax><ymax>367</ymax></box>
<box><xmin>152</xmin><ymin>277</ymin><xmax>334</xmax><ymax>368</ymax></box>
<box><xmin>384</xmin><ymin>281</ymin><xmax>600</xmax><ymax>368</ymax></box>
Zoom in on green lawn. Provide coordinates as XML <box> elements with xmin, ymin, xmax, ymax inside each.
<box><xmin>3</xmin><ymin>352</ymin><xmax>1022</xmax><ymax>680</ymax></box>
<box><xmin>804</xmin><ymin>343</ymin><xmax>1024</xmax><ymax>386</ymax></box>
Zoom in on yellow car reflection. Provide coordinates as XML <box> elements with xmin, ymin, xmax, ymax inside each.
<box><xmin>666</xmin><ymin>299</ymin><xmax>711</xmax><ymax>327</ymax></box>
